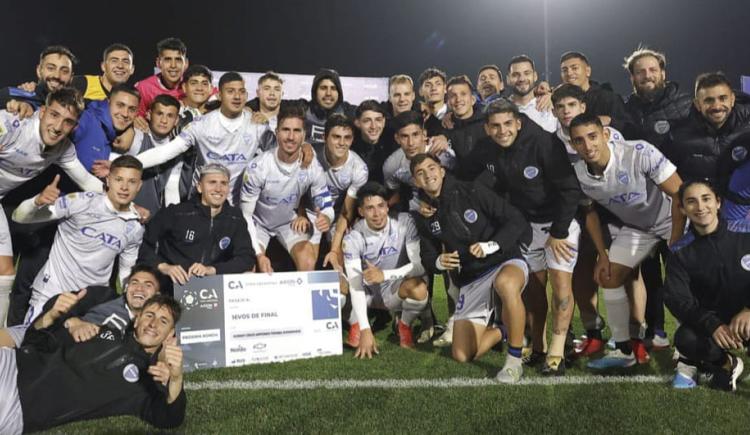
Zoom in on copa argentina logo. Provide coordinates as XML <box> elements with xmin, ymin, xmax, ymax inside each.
<box><xmin>80</xmin><ymin>226</ymin><xmax>122</xmax><ymax>250</ymax></box>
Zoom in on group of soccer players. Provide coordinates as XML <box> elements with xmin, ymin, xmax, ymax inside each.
<box><xmin>2</xmin><ymin>34</ymin><xmax>750</xmax><ymax>432</ymax></box>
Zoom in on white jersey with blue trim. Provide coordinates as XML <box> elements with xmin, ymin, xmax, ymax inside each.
<box><xmin>240</xmin><ymin>148</ymin><xmax>334</xmax><ymax>229</ymax></box>
<box><xmin>383</xmin><ymin>144</ymin><xmax>456</xmax><ymax>211</ymax></box>
<box><xmin>0</xmin><ymin>111</ymin><xmax>78</xmax><ymax>199</ymax></box>
<box><xmin>574</xmin><ymin>135</ymin><xmax>675</xmax><ymax>232</ymax></box>
<box><xmin>31</xmin><ymin>192</ymin><xmax>144</xmax><ymax>304</ymax></box>
<box><xmin>343</xmin><ymin>212</ymin><xmax>418</xmax><ymax>274</ymax></box>
<box><xmin>313</xmin><ymin>146</ymin><xmax>369</xmax><ymax>211</ymax></box>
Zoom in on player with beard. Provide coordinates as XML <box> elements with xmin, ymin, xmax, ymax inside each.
<box><xmin>506</xmin><ymin>56</ymin><xmax>557</xmax><ymax>133</ymax></box>
<box><xmin>622</xmin><ymin>47</ymin><xmax>692</xmax><ymax>148</ymax></box>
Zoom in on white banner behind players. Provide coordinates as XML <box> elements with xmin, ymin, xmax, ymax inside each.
<box><xmin>175</xmin><ymin>271</ymin><xmax>342</xmax><ymax>372</ymax></box>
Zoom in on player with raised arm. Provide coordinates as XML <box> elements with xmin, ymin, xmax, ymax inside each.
<box><xmin>240</xmin><ymin>104</ymin><xmax>334</xmax><ymax>273</ymax></box>
<box><xmin>0</xmin><ymin>87</ymin><xmax>101</xmax><ymax>325</ymax></box>
<box><xmin>343</xmin><ymin>182</ymin><xmax>428</xmax><ymax>354</ymax></box>
<box><xmin>11</xmin><ymin>155</ymin><xmax>145</xmax><ymax>327</ymax></box>
<box><xmin>127</xmin><ymin>72</ymin><xmax>269</xmax><ymax>204</ymax></box>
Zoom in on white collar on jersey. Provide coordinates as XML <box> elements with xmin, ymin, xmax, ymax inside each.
<box><xmin>218</xmin><ymin>111</ymin><xmax>245</xmax><ymax>133</ymax></box>
<box><xmin>363</xmin><ymin>216</ymin><xmax>391</xmax><ymax>236</ymax></box>
<box><xmin>273</xmin><ymin>147</ymin><xmax>302</xmax><ymax>175</ymax></box>
<box><xmin>103</xmin><ymin>195</ymin><xmax>140</xmax><ymax>220</ymax></box>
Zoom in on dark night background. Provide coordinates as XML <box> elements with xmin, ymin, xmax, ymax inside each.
<box><xmin>2</xmin><ymin>0</ymin><xmax>749</xmax><ymax>96</ymax></box>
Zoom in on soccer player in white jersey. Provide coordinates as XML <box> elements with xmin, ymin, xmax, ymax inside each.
<box><xmin>240</xmin><ymin>105</ymin><xmax>334</xmax><ymax>273</ymax></box>
<box><xmin>132</xmin><ymin>72</ymin><xmax>268</xmax><ymax>204</ymax></box>
<box><xmin>343</xmin><ymin>182</ymin><xmax>428</xmax><ymax>354</ymax></box>
<box><xmin>383</xmin><ymin>110</ymin><xmax>455</xmax><ymax>211</ymax></box>
<box><xmin>11</xmin><ymin>155</ymin><xmax>145</xmax><ymax>326</ymax></box>
<box><xmin>307</xmin><ymin>114</ymin><xmax>369</xmax><ymax>268</ymax></box>
<box><xmin>0</xmin><ymin>87</ymin><xmax>101</xmax><ymax>325</ymax></box>
<box><xmin>568</xmin><ymin>112</ymin><xmax>684</xmax><ymax>369</ymax></box>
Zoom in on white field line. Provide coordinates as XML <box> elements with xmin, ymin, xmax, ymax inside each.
<box><xmin>185</xmin><ymin>375</ymin><xmax>670</xmax><ymax>391</ymax></box>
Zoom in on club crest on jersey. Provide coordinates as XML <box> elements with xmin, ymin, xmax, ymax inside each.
<box><xmin>654</xmin><ymin>120</ymin><xmax>670</xmax><ymax>134</ymax></box>
<box><xmin>741</xmin><ymin>254</ymin><xmax>750</xmax><ymax>271</ymax></box>
<box><xmin>219</xmin><ymin>236</ymin><xmax>231</xmax><ymax>250</ymax></box>
<box><xmin>616</xmin><ymin>170</ymin><xmax>630</xmax><ymax>185</ymax></box>
<box><xmin>732</xmin><ymin>146</ymin><xmax>748</xmax><ymax>162</ymax></box>
<box><xmin>339</xmin><ymin>174</ymin><xmax>351</xmax><ymax>185</ymax></box>
<box><xmin>635</xmin><ymin>143</ymin><xmax>645</xmax><ymax>151</ymax></box>
<box><xmin>122</xmin><ymin>363</ymin><xmax>140</xmax><ymax>383</ymax></box>
<box><xmin>463</xmin><ymin>209</ymin><xmax>478</xmax><ymax>223</ymax></box>
<box><xmin>523</xmin><ymin>166</ymin><xmax>539</xmax><ymax>179</ymax></box>
<box><xmin>298</xmin><ymin>170</ymin><xmax>309</xmax><ymax>183</ymax></box>
<box><xmin>81</xmin><ymin>226</ymin><xmax>122</xmax><ymax>250</ymax></box>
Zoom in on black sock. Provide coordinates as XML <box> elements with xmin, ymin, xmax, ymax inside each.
<box><xmin>615</xmin><ymin>340</ymin><xmax>632</xmax><ymax>355</ymax></box>
<box><xmin>586</xmin><ymin>329</ymin><xmax>603</xmax><ymax>340</ymax></box>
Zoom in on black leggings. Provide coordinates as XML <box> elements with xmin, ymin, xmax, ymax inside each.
<box><xmin>674</xmin><ymin>324</ymin><xmax>726</xmax><ymax>369</ymax></box>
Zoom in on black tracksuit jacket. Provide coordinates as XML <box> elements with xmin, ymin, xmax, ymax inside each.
<box><xmin>413</xmin><ymin>175</ymin><xmax>531</xmax><ymax>287</ymax></box>
<box><xmin>457</xmin><ymin>114</ymin><xmax>582</xmax><ymax>239</ymax></box>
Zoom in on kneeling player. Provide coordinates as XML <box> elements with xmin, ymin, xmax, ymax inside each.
<box><xmin>343</xmin><ymin>182</ymin><xmax>428</xmax><ymax>356</ymax></box>
<box><xmin>411</xmin><ymin>154</ymin><xmax>531</xmax><ymax>383</ymax></box>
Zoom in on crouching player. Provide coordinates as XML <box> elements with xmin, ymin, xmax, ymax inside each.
<box><xmin>343</xmin><ymin>182</ymin><xmax>428</xmax><ymax>356</ymax></box>
<box><xmin>410</xmin><ymin>153</ymin><xmax>531</xmax><ymax>383</ymax></box>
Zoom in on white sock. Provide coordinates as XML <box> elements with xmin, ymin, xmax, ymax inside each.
<box><xmin>0</xmin><ymin>275</ymin><xmax>15</xmax><ymax>328</ymax></box>
<box><xmin>602</xmin><ymin>286</ymin><xmax>630</xmax><ymax>344</ymax></box>
<box><xmin>401</xmin><ymin>297</ymin><xmax>428</xmax><ymax>325</ymax></box>
<box><xmin>504</xmin><ymin>354</ymin><xmax>523</xmax><ymax>369</ymax></box>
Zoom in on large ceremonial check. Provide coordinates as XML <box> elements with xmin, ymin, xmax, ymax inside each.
<box><xmin>175</xmin><ymin>271</ymin><xmax>342</xmax><ymax>372</ymax></box>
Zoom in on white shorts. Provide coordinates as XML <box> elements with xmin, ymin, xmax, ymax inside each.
<box><xmin>0</xmin><ymin>206</ymin><xmax>12</xmax><ymax>257</ymax></box>
<box><xmin>5</xmin><ymin>295</ymin><xmax>47</xmax><ymax>347</ymax></box>
<box><xmin>606</xmin><ymin>222</ymin><xmax>669</xmax><ymax>269</ymax></box>
<box><xmin>0</xmin><ymin>348</ymin><xmax>23</xmax><ymax>435</ymax></box>
<box><xmin>255</xmin><ymin>221</ymin><xmax>311</xmax><ymax>254</ymax></box>
<box><xmin>366</xmin><ymin>275</ymin><xmax>428</xmax><ymax>312</ymax></box>
<box><xmin>455</xmin><ymin>258</ymin><xmax>529</xmax><ymax>326</ymax></box>
<box><xmin>521</xmin><ymin>220</ymin><xmax>580</xmax><ymax>273</ymax></box>
<box><xmin>306</xmin><ymin>209</ymin><xmax>337</xmax><ymax>245</ymax></box>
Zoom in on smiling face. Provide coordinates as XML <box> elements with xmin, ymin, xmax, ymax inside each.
<box><xmin>356</xmin><ymin>110</ymin><xmax>385</xmax><ymax>143</ymax></box>
<box><xmin>182</xmin><ymin>74</ymin><xmax>212</xmax><ymax>107</ymax></box>
<box><xmin>412</xmin><ymin>157</ymin><xmax>446</xmax><ymax>198</ymax></box>
<box><xmin>358</xmin><ymin>194</ymin><xmax>389</xmax><ymax>231</ymax></box>
<box><xmin>102</xmin><ymin>49</ymin><xmax>134</xmax><ymax>87</ymax></box>
<box><xmin>109</xmin><ymin>91</ymin><xmax>139</xmax><ymax>132</ymax></box>
<box><xmin>106</xmin><ymin>166</ymin><xmax>142</xmax><ymax>211</ymax></box>
<box><xmin>156</xmin><ymin>49</ymin><xmax>187</xmax><ymax>88</ymax></box>
<box><xmin>134</xmin><ymin>303</ymin><xmax>176</xmax><ymax>353</ymax></box>
<box><xmin>389</xmin><ymin>82</ymin><xmax>415</xmax><ymax>116</ymax></box>
<box><xmin>447</xmin><ymin>82</ymin><xmax>476</xmax><ymax>120</ymax></box>
<box><xmin>36</xmin><ymin>53</ymin><xmax>73</xmax><ymax>93</ymax></box>
<box><xmin>197</xmin><ymin>172</ymin><xmax>229</xmax><ymax>208</ymax></box>
<box><xmin>560</xmin><ymin>57</ymin><xmax>591</xmax><ymax>90</ymax></box>
<box><xmin>695</xmin><ymin>84</ymin><xmax>735</xmax><ymax>130</ymax></box>
<box><xmin>38</xmin><ymin>101</ymin><xmax>79</xmax><ymax>146</ymax></box>
<box><xmin>316</xmin><ymin>79</ymin><xmax>339</xmax><ymax>110</ymax></box>
<box><xmin>680</xmin><ymin>183</ymin><xmax>720</xmax><ymax>235</ymax></box>
<box><xmin>257</xmin><ymin>78</ymin><xmax>282</xmax><ymax>112</ymax></box>
<box><xmin>325</xmin><ymin>125</ymin><xmax>354</xmax><ymax>162</ymax></box>
<box><xmin>570</xmin><ymin>122</ymin><xmax>611</xmax><ymax>166</ymax></box>
<box><xmin>276</xmin><ymin>116</ymin><xmax>305</xmax><ymax>157</ymax></box>
<box><xmin>630</xmin><ymin>55</ymin><xmax>666</xmax><ymax>99</ymax></box>
<box><xmin>485</xmin><ymin>112</ymin><xmax>521</xmax><ymax>148</ymax></box>
<box><xmin>508</xmin><ymin>61</ymin><xmax>537</xmax><ymax>97</ymax></box>
<box><xmin>125</xmin><ymin>271</ymin><xmax>160</xmax><ymax>311</ymax></box>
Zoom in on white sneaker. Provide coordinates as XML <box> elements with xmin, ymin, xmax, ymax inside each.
<box><xmin>417</xmin><ymin>326</ymin><xmax>434</xmax><ymax>344</ymax></box>
<box><xmin>433</xmin><ymin>327</ymin><xmax>453</xmax><ymax>347</ymax></box>
<box><xmin>587</xmin><ymin>349</ymin><xmax>637</xmax><ymax>369</ymax></box>
<box><xmin>496</xmin><ymin>363</ymin><xmax>523</xmax><ymax>384</ymax></box>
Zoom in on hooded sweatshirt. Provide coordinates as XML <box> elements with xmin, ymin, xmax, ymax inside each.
<box><xmin>305</xmin><ymin>68</ymin><xmax>355</xmax><ymax>145</ymax></box>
